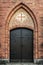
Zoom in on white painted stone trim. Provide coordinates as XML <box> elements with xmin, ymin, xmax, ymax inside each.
<box><xmin>0</xmin><ymin>59</ymin><xmax>9</xmax><ymax>62</ymax></box>
<box><xmin>0</xmin><ymin>59</ymin><xmax>43</xmax><ymax>64</ymax></box>
<box><xmin>34</xmin><ymin>59</ymin><xmax>43</xmax><ymax>63</ymax></box>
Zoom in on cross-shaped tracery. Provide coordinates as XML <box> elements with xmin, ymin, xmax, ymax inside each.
<box><xmin>16</xmin><ymin>12</ymin><xmax>27</xmax><ymax>22</ymax></box>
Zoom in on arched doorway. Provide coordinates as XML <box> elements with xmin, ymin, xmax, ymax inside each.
<box><xmin>5</xmin><ymin>3</ymin><xmax>38</xmax><ymax>63</ymax></box>
<box><xmin>10</xmin><ymin>28</ymin><xmax>33</xmax><ymax>62</ymax></box>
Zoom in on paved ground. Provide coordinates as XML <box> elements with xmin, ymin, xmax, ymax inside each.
<box><xmin>6</xmin><ymin>63</ymin><xmax>38</xmax><ymax>65</ymax></box>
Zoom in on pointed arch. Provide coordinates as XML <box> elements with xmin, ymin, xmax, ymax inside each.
<box><xmin>6</xmin><ymin>3</ymin><xmax>38</xmax><ymax>31</ymax></box>
<box><xmin>5</xmin><ymin>3</ymin><xmax>38</xmax><ymax>62</ymax></box>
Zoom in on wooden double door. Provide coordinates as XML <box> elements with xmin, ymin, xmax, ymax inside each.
<box><xmin>10</xmin><ymin>28</ymin><xmax>33</xmax><ymax>62</ymax></box>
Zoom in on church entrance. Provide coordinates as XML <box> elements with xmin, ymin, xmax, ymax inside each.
<box><xmin>10</xmin><ymin>28</ymin><xmax>33</xmax><ymax>62</ymax></box>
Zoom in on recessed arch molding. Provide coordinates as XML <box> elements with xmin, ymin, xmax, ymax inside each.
<box><xmin>5</xmin><ymin>3</ymin><xmax>38</xmax><ymax>63</ymax></box>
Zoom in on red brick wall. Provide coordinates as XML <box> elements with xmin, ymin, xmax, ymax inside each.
<box><xmin>0</xmin><ymin>0</ymin><xmax>43</xmax><ymax>62</ymax></box>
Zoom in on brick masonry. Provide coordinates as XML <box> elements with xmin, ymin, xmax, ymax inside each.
<box><xmin>0</xmin><ymin>0</ymin><xmax>43</xmax><ymax>62</ymax></box>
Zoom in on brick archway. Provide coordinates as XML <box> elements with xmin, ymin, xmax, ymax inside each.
<box><xmin>5</xmin><ymin>3</ymin><xmax>38</xmax><ymax>63</ymax></box>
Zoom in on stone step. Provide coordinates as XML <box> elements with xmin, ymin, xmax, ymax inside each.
<box><xmin>6</xmin><ymin>63</ymin><xmax>38</xmax><ymax>65</ymax></box>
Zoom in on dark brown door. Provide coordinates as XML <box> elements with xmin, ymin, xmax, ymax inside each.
<box><xmin>10</xmin><ymin>28</ymin><xmax>33</xmax><ymax>62</ymax></box>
